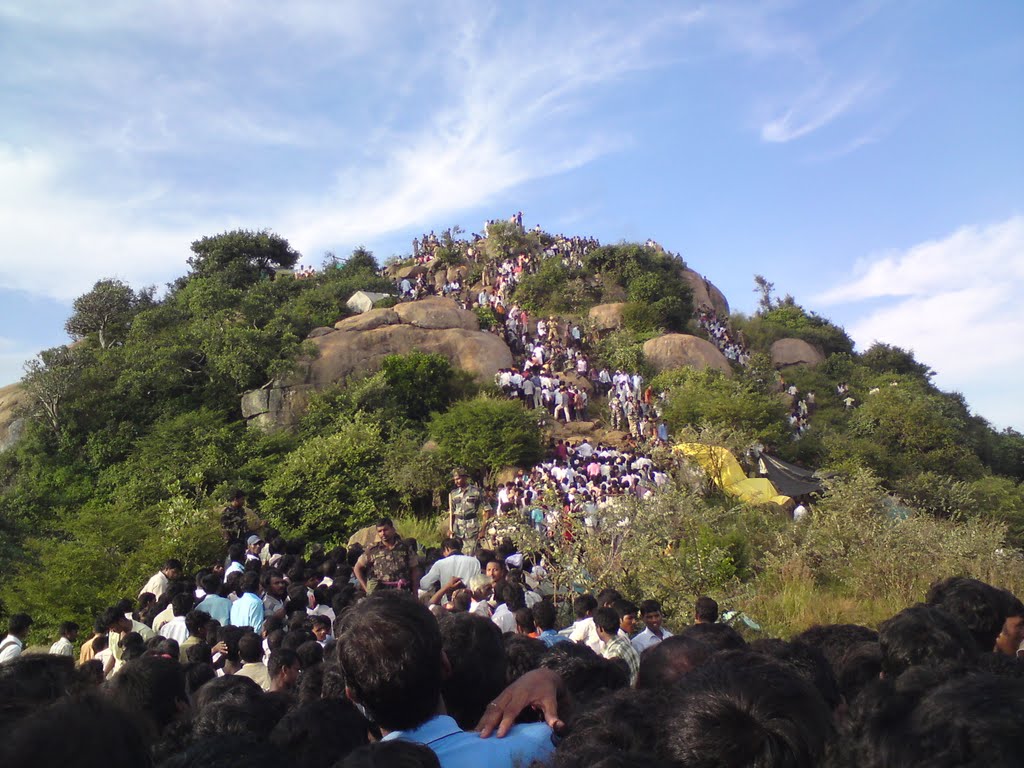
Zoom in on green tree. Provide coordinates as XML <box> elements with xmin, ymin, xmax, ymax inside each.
<box><xmin>379</xmin><ymin>352</ymin><xmax>462</xmax><ymax>423</ymax></box>
<box><xmin>187</xmin><ymin>229</ymin><xmax>300</xmax><ymax>288</ymax></box>
<box><xmin>65</xmin><ymin>279</ymin><xmax>153</xmax><ymax>349</ymax></box>
<box><xmin>262</xmin><ymin>417</ymin><xmax>398</xmax><ymax>541</ymax></box>
<box><xmin>428</xmin><ymin>397</ymin><xmax>542</xmax><ymax>485</ymax></box>
<box><xmin>21</xmin><ymin>346</ymin><xmax>82</xmax><ymax>434</ymax></box>
<box><xmin>860</xmin><ymin>342</ymin><xmax>934</xmax><ymax>380</ymax></box>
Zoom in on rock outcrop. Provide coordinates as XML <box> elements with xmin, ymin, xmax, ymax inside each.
<box><xmin>682</xmin><ymin>269</ymin><xmax>730</xmax><ymax>317</ymax></box>
<box><xmin>243</xmin><ymin>298</ymin><xmax>513</xmax><ymax>431</ymax></box>
<box><xmin>642</xmin><ymin>334</ymin><xmax>733</xmax><ymax>376</ymax></box>
<box><xmin>588</xmin><ymin>302</ymin><xmax>627</xmax><ymax>332</ymax></box>
<box><xmin>0</xmin><ymin>382</ymin><xmax>30</xmax><ymax>453</ymax></box>
<box><xmin>770</xmin><ymin>338</ymin><xmax>825</xmax><ymax>368</ymax></box>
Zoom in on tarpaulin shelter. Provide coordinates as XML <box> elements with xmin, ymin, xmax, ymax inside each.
<box><xmin>674</xmin><ymin>443</ymin><xmax>791</xmax><ymax>506</ymax></box>
<box><xmin>757</xmin><ymin>453</ymin><xmax>826</xmax><ymax>497</ymax></box>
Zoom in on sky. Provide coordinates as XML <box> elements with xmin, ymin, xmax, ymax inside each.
<box><xmin>1</xmin><ymin>1</ymin><xmax>1022</xmax><ymax>428</ymax></box>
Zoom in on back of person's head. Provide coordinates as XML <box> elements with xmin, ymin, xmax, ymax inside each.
<box><xmin>597</xmin><ymin>588</ymin><xmax>622</xmax><ymax>608</ymax></box>
<box><xmin>201</xmin><ymin>572</ymin><xmax>223</xmax><ymax>596</ymax></box>
<box><xmin>793</xmin><ymin>623</ymin><xmax>878</xmax><ymax>666</ymax></box>
<box><xmin>441</xmin><ymin>537</ymin><xmax>463</xmax><ymax>553</ymax></box>
<box><xmin>593</xmin><ymin>607</ymin><xmax>620</xmax><ymax>636</ymax></box>
<box><xmin>878</xmin><ymin>603</ymin><xmax>977</xmax><ymax>678</ymax></box>
<box><xmin>661</xmin><ymin>651</ymin><xmax>833</xmax><ymax>767</ymax></box>
<box><xmin>59</xmin><ymin>620</ymin><xmax>79</xmax><ymax>637</ymax></box>
<box><xmin>574</xmin><ymin>594</ymin><xmax>597</xmax><ymax>619</ymax></box>
<box><xmin>184</xmin><ymin>610</ymin><xmax>207</xmax><ymax>637</ymax></box>
<box><xmin>514</xmin><ymin>606</ymin><xmax>535</xmax><ymax>633</ymax></box>
<box><xmin>541</xmin><ymin>642</ymin><xmax>629</xmax><ymax>709</ymax></box>
<box><xmin>341</xmin><ymin>740</ymin><xmax>441</xmax><ymax>768</ymax></box>
<box><xmin>635</xmin><ymin>635</ymin><xmax>712</xmax><ymax>691</ymax></box>
<box><xmin>191</xmin><ymin>674</ymin><xmax>262</xmax><ymax>713</ymax></box>
<box><xmin>171</xmin><ymin>592</ymin><xmax>194</xmax><ymax>617</ymax></box>
<box><xmin>694</xmin><ymin>596</ymin><xmax>719</xmax><ymax>623</ymax></box>
<box><xmin>239</xmin><ymin>571</ymin><xmax>260</xmax><ymax>595</ymax></box>
<box><xmin>0</xmin><ymin>692</ymin><xmax>151</xmax><ymax>768</ymax></box>
<box><xmin>161</xmin><ymin>734</ymin><xmax>284</xmax><ymax>768</ymax></box>
<box><xmin>925</xmin><ymin>576</ymin><xmax>1007</xmax><ymax>652</ymax></box>
<box><xmin>190</xmin><ymin>690</ymin><xmax>289</xmax><ymax>742</ymax></box>
<box><xmin>553</xmin><ymin>688</ymin><xmax>667</xmax><ymax>768</ymax></box>
<box><xmin>836</xmin><ymin>668</ymin><xmax>1024</xmax><ymax>768</ymax></box>
<box><xmin>436</xmin><ymin>612</ymin><xmax>507</xmax><ymax>730</ymax></box>
<box><xmin>227</xmin><ymin>542</ymin><xmax>246</xmax><ymax>564</ymax></box>
<box><xmin>503</xmin><ymin>633</ymin><xmax>546</xmax><ymax>684</ymax></box>
<box><xmin>534</xmin><ymin>599</ymin><xmax>559</xmax><ymax>631</ymax></box>
<box><xmin>336</xmin><ymin>591</ymin><xmax>443</xmax><ymax>731</ymax></box>
<box><xmin>295</xmin><ymin>640</ymin><xmax>323</xmax><ymax>669</ymax></box>
<box><xmin>237</xmin><ymin>632</ymin><xmax>263</xmax><ymax>665</ymax></box>
<box><xmin>679</xmin><ymin>621</ymin><xmax>746</xmax><ymax>652</ymax></box>
<box><xmin>267</xmin><ymin>648</ymin><xmax>299</xmax><ymax>679</ymax></box>
<box><xmin>749</xmin><ymin>639</ymin><xmax>842</xmax><ymax>713</ymax></box>
<box><xmin>0</xmin><ymin>654</ymin><xmax>76</xmax><ymax>734</ymax></box>
<box><xmin>269</xmin><ymin>697</ymin><xmax>369</xmax><ymax>765</ymax></box>
<box><xmin>183</xmin><ymin>661</ymin><xmax>216</xmax><ymax>698</ymax></box>
<box><xmin>104</xmin><ymin>656</ymin><xmax>187</xmax><ymax>740</ymax></box>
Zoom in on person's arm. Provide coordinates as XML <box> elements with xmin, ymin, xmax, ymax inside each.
<box><xmin>429</xmin><ymin>577</ymin><xmax>464</xmax><ymax>606</ymax></box>
<box><xmin>419</xmin><ymin>560</ymin><xmax>442</xmax><ymax>593</ymax></box>
<box><xmin>354</xmin><ymin>553</ymin><xmax>370</xmax><ymax>593</ymax></box>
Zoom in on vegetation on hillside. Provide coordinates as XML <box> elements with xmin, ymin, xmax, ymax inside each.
<box><xmin>0</xmin><ymin>224</ymin><xmax>1022</xmax><ymax>642</ymax></box>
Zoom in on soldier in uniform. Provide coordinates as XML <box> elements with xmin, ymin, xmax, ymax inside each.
<box><xmin>448</xmin><ymin>469</ymin><xmax>484</xmax><ymax>554</ymax></box>
<box><xmin>354</xmin><ymin>518</ymin><xmax>421</xmax><ymax>594</ymax></box>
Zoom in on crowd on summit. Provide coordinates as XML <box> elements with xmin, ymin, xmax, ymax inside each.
<box><xmin>5</xmin><ymin>500</ymin><xmax>1024</xmax><ymax>768</ymax></box>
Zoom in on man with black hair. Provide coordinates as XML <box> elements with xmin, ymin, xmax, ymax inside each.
<box><xmin>632</xmin><ymin>599</ymin><xmax>672</xmax><ymax>654</ymax></box>
<box><xmin>419</xmin><ymin>538</ymin><xmax>482</xmax><ymax>597</ymax></box>
<box><xmin>139</xmin><ymin>558</ymin><xmax>182</xmax><ymax>600</ymax></box>
<box><xmin>224</xmin><ymin>542</ymin><xmax>247</xmax><ymax>581</ymax></box>
<box><xmin>595</xmin><ymin>607</ymin><xmax>640</xmax><ymax>685</ymax></box>
<box><xmin>679</xmin><ymin>621</ymin><xmax>747</xmax><ymax>652</ymax></box>
<box><xmin>925</xmin><ymin>576</ymin><xmax>1007</xmax><ymax>653</ymax></box>
<box><xmin>260</xmin><ymin>568</ymin><xmax>288</xmax><ymax>620</ymax></box>
<box><xmin>878</xmin><ymin>603</ymin><xmax>978</xmax><ymax>678</ymax></box>
<box><xmin>337</xmin><ymin>591</ymin><xmax>554</xmax><ymax>767</ymax></box>
<box><xmin>268</xmin><ymin>648</ymin><xmax>301</xmax><ymax>693</ymax></box>
<box><xmin>0</xmin><ymin>613</ymin><xmax>33</xmax><ymax>664</ymax></box>
<box><xmin>995</xmin><ymin>590</ymin><xmax>1024</xmax><ymax>657</ymax></box>
<box><xmin>195</xmin><ymin>572</ymin><xmax>233</xmax><ymax>625</ymax></box>
<box><xmin>694</xmin><ymin>595</ymin><xmax>718</xmax><ymax>624</ymax></box>
<box><xmin>235</xmin><ymin>631</ymin><xmax>271</xmax><ymax>691</ymax></box>
<box><xmin>160</xmin><ymin>593</ymin><xmax>196</xmax><ymax>644</ymax></box>
<box><xmin>355</xmin><ymin>518</ymin><xmax>422</xmax><ymax>593</ymax></box>
<box><xmin>221</xmin><ymin>488</ymin><xmax>249</xmax><ymax>544</ymax></box>
<box><xmin>534</xmin><ymin>600</ymin><xmax>569</xmax><ymax>647</ymax></box>
<box><xmin>230</xmin><ymin>571</ymin><xmax>266</xmax><ymax>633</ymax></box>
<box><xmin>105</xmin><ymin>655</ymin><xmax>189</xmax><ymax>741</ymax></box>
<box><xmin>103</xmin><ymin>605</ymin><xmax>157</xmax><ymax>675</ymax></box>
<box><xmin>570</xmin><ymin>589</ymin><xmax>621</xmax><ymax>652</ymax></box>
<box><xmin>49</xmin><ymin>621</ymin><xmax>79</xmax><ymax>657</ymax></box>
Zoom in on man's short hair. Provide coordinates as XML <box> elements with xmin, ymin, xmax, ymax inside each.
<box><xmin>59</xmin><ymin>621</ymin><xmax>79</xmax><ymax>637</ymax></box>
<box><xmin>611</xmin><ymin>600</ymin><xmax>638</xmax><ymax>621</ymax></box>
<box><xmin>336</xmin><ymin>592</ymin><xmax>443</xmax><ymax>731</ymax></box>
<box><xmin>268</xmin><ymin>648</ymin><xmax>299</xmax><ymax>678</ymax></box>
<box><xmin>593</xmin><ymin>607</ymin><xmax>620</xmax><ymax>635</ymax></box>
<box><xmin>7</xmin><ymin>613</ymin><xmax>33</xmax><ymax>635</ymax></box>
<box><xmin>533</xmin><ymin>600</ymin><xmax>558</xmax><ymax>631</ymax></box>
<box><xmin>171</xmin><ymin>593</ymin><xmax>195</xmax><ymax>617</ymax></box>
<box><xmin>238</xmin><ymin>632</ymin><xmax>264</xmax><ymax>664</ymax></box>
<box><xmin>441</xmin><ymin>537</ymin><xmax>463</xmax><ymax>552</ymax></box>
<box><xmin>573</xmin><ymin>594</ymin><xmax>597</xmax><ymax>620</ymax></box>
<box><xmin>239</xmin><ymin>572</ymin><xmax>261</xmax><ymax>595</ymax></box>
<box><xmin>375</xmin><ymin>517</ymin><xmax>394</xmax><ymax>529</ymax></box>
<box><xmin>878</xmin><ymin>603</ymin><xmax>977</xmax><ymax>678</ymax></box>
<box><xmin>596</xmin><ymin>588</ymin><xmax>621</xmax><ymax>607</ymax></box>
<box><xmin>638</xmin><ymin>599</ymin><xmax>662</xmax><ymax>616</ymax></box>
<box><xmin>201</xmin><ymin>572</ymin><xmax>223</xmax><ymax>596</ymax></box>
<box><xmin>694</xmin><ymin>596</ymin><xmax>719</xmax><ymax>623</ymax></box>
<box><xmin>163</xmin><ymin>559</ymin><xmax>183</xmax><ymax>573</ymax></box>
<box><xmin>925</xmin><ymin>577</ymin><xmax>1006</xmax><ymax>652</ymax></box>
<box><xmin>230</xmin><ymin>489</ymin><xmax>246</xmax><ymax>501</ymax></box>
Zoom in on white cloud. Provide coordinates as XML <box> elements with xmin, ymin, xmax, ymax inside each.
<box><xmin>817</xmin><ymin>216</ymin><xmax>1024</xmax><ymax>429</ymax></box>
<box><xmin>761</xmin><ymin>76</ymin><xmax>877</xmax><ymax>143</ymax></box>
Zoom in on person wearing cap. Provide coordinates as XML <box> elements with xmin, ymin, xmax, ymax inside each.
<box><xmin>448</xmin><ymin>469</ymin><xmax>483</xmax><ymax>555</ymax></box>
<box><xmin>245</xmin><ymin>534</ymin><xmax>263</xmax><ymax>562</ymax></box>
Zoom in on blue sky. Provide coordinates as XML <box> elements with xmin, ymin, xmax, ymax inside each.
<box><xmin>1</xmin><ymin>1</ymin><xmax>1022</xmax><ymax>428</ymax></box>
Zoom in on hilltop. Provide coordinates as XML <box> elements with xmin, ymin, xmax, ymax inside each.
<box><xmin>1</xmin><ymin>220</ymin><xmax>1023</xmax><ymax>637</ymax></box>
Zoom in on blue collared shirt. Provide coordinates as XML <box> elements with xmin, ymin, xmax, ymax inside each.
<box><xmin>538</xmin><ymin>629</ymin><xmax>570</xmax><ymax>647</ymax></box>
<box><xmin>229</xmin><ymin>591</ymin><xmax>265</xmax><ymax>634</ymax></box>
<box><xmin>195</xmin><ymin>594</ymin><xmax>233</xmax><ymax>626</ymax></box>
<box><xmin>382</xmin><ymin>714</ymin><xmax>554</xmax><ymax>768</ymax></box>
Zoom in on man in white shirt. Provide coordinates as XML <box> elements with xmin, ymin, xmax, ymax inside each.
<box><xmin>0</xmin><ymin>613</ymin><xmax>33</xmax><ymax>664</ymax></box>
<box><xmin>139</xmin><ymin>558</ymin><xmax>183</xmax><ymax>600</ymax></box>
<box><xmin>631</xmin><ymin>599</ymin><xmax>673</xmax><ymax>654</ymax></box>
<box><xmin>49</xmin><ymin>621</ymin><xmax>79</xmax><ymax>657</ymax></box>
<box><xmin>159</xmin><ymin>594</ymin><xmax>195</xmax><ymax>645</ymax></box>
<box><xmin>419</xmin><ymin>538</ymin><xmax>482</xmax><ymax>599</ymax></box>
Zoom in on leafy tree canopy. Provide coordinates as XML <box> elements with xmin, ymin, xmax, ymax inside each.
<box><xmin>187</xmin><ymin>229</ymin><xmax>300</xmax><ymax>288</ymax></box>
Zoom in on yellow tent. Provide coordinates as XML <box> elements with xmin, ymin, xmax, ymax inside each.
<box><xmin>674</xmin><ymin>443</ymin><xmax>791</xmax><ymax>506</ymax></box>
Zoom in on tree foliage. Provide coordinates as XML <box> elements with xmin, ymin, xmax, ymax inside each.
<box><xmin>65</xmin><ymin>279</ymin><xmax>153</xmax><ymax>349</ymax></box>
<box><xmin>187</xmin><ymin>229</ymin><xmax>300</xmax><ymax>288</ymax></box>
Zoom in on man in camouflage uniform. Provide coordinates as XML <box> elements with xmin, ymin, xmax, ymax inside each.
<box><xmin>354</xmin><ymin>518</ymin><xmax>421</xmax><ymax>594</ymax></box>
<box><xmin>448</xmin><ymin>468</ymin><xmax>483</xmax><ymax>554</ymax></box>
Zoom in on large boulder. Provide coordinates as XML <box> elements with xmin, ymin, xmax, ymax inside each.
<box><xmin>771</xmin><ymin>338</ymin><xmax>825</xmax><ymax>368</ymax></box>
<box><xmin>682</xmin><ymin>269</ymin><xmax>730</xmax><ymax>317</ymax></box>
<box><xmin>642</xmin><ymin>334</ymin><xmax>733</xmax><ymax>376</ymax></box>
<box><xmin>0</xmin><ymin>382</ymin><xmax>30</xmax><ymax>453</ymax></box>
<box><xmin>243</xmin><ymin>297</ymin><xmax>513</xmax><ymax>432</ymax></box>
<box><xmin>588</xmin><ymin>303</ymin><xmax>627</xmax><ymax>332</ymax></box>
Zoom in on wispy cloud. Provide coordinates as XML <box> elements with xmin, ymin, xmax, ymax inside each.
<box><xmin>761</xmin><ymin>76</ymin><xmax>878</xmax><ymax>143</ymax></box>
<box><xmin>817</xmin><ymin>216</ymin><xmax>1024</xmax><ymax>427</ymax></box>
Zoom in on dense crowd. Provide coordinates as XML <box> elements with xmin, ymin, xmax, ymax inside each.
<box><xmin>4</xmin><ymin>509</ymin><xmax>1024</xmax><ymax>768</ymax></box>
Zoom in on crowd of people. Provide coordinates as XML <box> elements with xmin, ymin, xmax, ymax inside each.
<box><xmin>4</xmin><ymin>509</ymin><xmax>1024</xmax><ymax>768</ymax></box>
<box><xmin>696</xmin><ymin>306</ymin><xmax>750</xmax><ymax>366</ymax></box>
